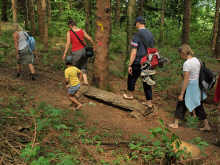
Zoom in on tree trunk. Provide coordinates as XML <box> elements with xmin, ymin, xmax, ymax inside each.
<box><xmin>138</xmin><ymin>0</ymin><xmax>144</xmax><ymax>16</ymax></box>
<box><xmin>215</xmin><ymin>15</ymin><xmax>220</xmax><ymax>59</ymax></box>
<box><xmin>159</xmin><ymin>0</ymin><xmax>165</xmax><ymax>44</ymax></box>
<box><xmin>29</xmin><ymin>0</ymin><xmax>36</xmax><ymax>34</ymax></box>
<box><xmin>212</xmin><ymin>0</ymin><xmax>220</xmax><ymax>51</ymax></box>
<box><xmin>47</xmin><ymin>0</ymin><xmax>51</xmax><ymax>23</ymax></box>
<box><xmin>24</xmin><ymin>0</ymin><xmax>29</xmax><ymax>30</ymax></box>
<box><xmin>124</xmin><ymin>0</ymin><xmax>136</xmax><ymax>74</ymax></box>
<box><xmin>182</xmin><ymin>0</ymin><xmax>191</xmax><ymax>44</ymax></box>
<box><xmin>37</xmin><ymin>0</ymin><xmax>43</xmax><ymax>37</ymax></box>
<box><xmin>84</xmin><ymin>0</ymin><xmax>91</xmax><ymax>34</ymax></box>
<box><xmin>115</xmin><ymin>0</ymin><xmax>121</xmax><ymax>24</ymax></box>
<box><xmin>41</xmin><ymin>0</ymin><xmax>48</xmax><ymax>49</ymax></box>
<box><xmin>93</xmin><ymin>0</ymin><xmax>111</xmax><ymax>89</ymax></box>
<box><xmin>1</xmin><ymin>0</ymin><xmax>8</xmax><ymax>21</ymax></box>
<box><xmin>11</xmin><ymin>0</ymin><xmax>17</xmax><ymax>23</ymax></box>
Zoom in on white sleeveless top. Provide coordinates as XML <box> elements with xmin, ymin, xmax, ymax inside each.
<box><xmin>18</xmin><ymin>31</ymin><xmax>28</xmax><ymax>50</ymax></box>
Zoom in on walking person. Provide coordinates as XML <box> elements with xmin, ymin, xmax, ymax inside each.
<box><xmin>62</xmin><ymin>19</ymin><xmax>95</xmax><ymax>85</ymax></box>
<box><xmin>123</xmin><ymin>16</ymin><xmax>155</xmax><ymax>108</ymax></box>
<box><xmin>13</xmin><ymin>24</ymin><xmax>36</xmax><ymax>80</ymax></box>
<box><xmin>64</xmin><ymin>57</ymin><xmax>83</xmax><ymax>110</ymax></box>
<box><xmin>169</xmin><ymin>44</ymin><xmax>211</xmax><ymax>131</ymax></box>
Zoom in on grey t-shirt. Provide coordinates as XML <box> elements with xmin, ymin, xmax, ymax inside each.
<box><xmin>131</xmin><ymin>28</ymin><xmax>154</xmax><ymax>64</ymax></box>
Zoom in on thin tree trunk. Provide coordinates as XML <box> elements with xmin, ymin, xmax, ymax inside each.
<box><xmin>69</xmin><ymin>0</ymin><xmax>73</xmax><ymax>9</ymax></box>
<box><xmin>124</xmin><ymin>0</ymin><xmax>136</xmax><ymax>75</ymax></box>
<box><xmin>37</xmin><ymin>0</ymin><xmax>43</xmax><ymax>38</ymax></box>
<box><xmin>24</xmin><ymin>0</ymin><xmax>29</xmax><ymax>30</ymax></box>
<box><xmin>42</xmin><ymin>0</ymin><xmax>48</xmax><ymax>49</ymax></box>
<box><xmin>215</xmin><ymin>15</ymin><xmax>220</xmax><ymax>59</ymax></box>
<box><xmin>138</xmin><ymin>0</ymin><xmax>144</xmax><ymax>16</ymax></box>
<box><xmin>93</xmin><ymin>0</ymin><xmax>111</xmax><ymax>89</ymax></box>
<box><xmin>47</xmin><ymin>0</ymin><xmax>51</xmax><ymax>23</ymax></box>
<box><xmin>212</xmin><ymin>0</ymin><xmax>220</xmax><ymax>51</ymax></box>
<box><xmin>1</xmin><ymin>0</ymin><xmax>8</xmax><ymax>21</ymax></box>
<box><xmin>11</xmin><ymin>0</ymin><xmax>17</xmax><ymax>23</ymax></box>
<box><xmin>182</xmin><ymin>0</ymin><xmax>191</xmax><ymax>44</ymax></box>
<box><xmin>29</xmin><ymin>0</ymin><xmax>36</xmax><ymax>34</ymax></box>
<box><xmin>115</xmin><ymin>0</ymin><xmax>121</xmax><ymax>24</ymax></box>
<box><xmin>84</xmin><ymin>0</ymin><xmax>91</xmax><ymax>34</ymax></box>
<box><xmin>159</xmin><ymin>0</ymin><xmax>165</xmax><ymax>44</ymax></box>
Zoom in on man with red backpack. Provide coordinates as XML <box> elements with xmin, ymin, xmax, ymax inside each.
<box><xmin>123</xmin><ymin>16</ymin><xmax>155</xmax><ymax>108</ymax></box>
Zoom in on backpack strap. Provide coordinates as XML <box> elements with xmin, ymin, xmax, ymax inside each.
<box><xmin>70</xmin><ymin>29</ymin><xmax>86</xmax><ymax>47</ymax></box>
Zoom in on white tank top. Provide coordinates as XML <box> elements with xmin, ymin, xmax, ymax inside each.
<box><xmin>18</xmin><ymin>31</ymin><xmax>28</xmax><ymax>50</ymax></box>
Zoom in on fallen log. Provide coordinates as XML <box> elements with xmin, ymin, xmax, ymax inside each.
<box><xmin>80</xmin><ymin>85</ymin><xmax>151</xmax><ymax>118</ymax></box>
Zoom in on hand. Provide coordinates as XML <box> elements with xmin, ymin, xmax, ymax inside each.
<box><xmin>16</xmin><ymin>54</ymin><xmax>19</xmax><ymax>60</ymax></box>
<box><xmin>178</xmin><ymin>94</ymin><xmax>184</xmax><ymax>101</ymax></box>
<box><xmin>66</xmin><ymin>84</ymin><xmax>70</xmax><ymax>88</ymax></box>
<box><xmin>128</xmin><ymin>66</ymin><xmax>132</xmax><ymax>75</ymax></box>
<box><xmin>62</xmin><ymin>55</ymin><xmax>66</xmax><ymax>61</ymax></box>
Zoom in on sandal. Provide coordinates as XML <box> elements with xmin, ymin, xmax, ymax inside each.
<box><xmin>123</xmin><ymin>93</ymin><xmax>134</xmax><ymax>100</ymax></box>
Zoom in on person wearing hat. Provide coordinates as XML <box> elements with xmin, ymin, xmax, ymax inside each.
<box><xmin>64</xmin><ymin>56</ymin><xmax>84</xmax><ymax>110</ymax></box>
<box><xmin>123</xmin><ymin>16</ymin><xmax>155</xmax><ymax>108</ymax></box>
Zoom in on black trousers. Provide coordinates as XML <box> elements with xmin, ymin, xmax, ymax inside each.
<box><xmin>175</xmin><ymin>100</ymin><xmax>207</xmax><ymax>121</ymax></box>
<box><xmin>127</xmin><ymin>64</ymin><xmax>152</xmax><ymax>100</ymax></box>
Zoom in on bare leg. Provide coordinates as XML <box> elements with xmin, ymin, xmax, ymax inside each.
<box><xmin>68</xmin><ymin>95</ymin><xmax>82</xmax><ymax>110</ymax></box>
<box><xmin>200</xmin><ymin>119</ymin><xmax>211</xmax><ymax>131</ymax></box>
<box><xmin>28</xmin><ymin>64</ymin><xmax>35</xmax><ymax>74</ymax></box>
<box><xmin>82</xmin><ymin>73</ymin><xmax>88</xmax><ymax>85</ymax></box>
<box><xmin>17</xmin><ymin>64</ymin><xmax>22</xmax><ymax>73</ymax></box>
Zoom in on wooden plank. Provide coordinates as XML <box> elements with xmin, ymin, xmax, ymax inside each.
<box><xmin>80</xmin><ymin>86</ymin><xmax>147</xmax><ymax>116</ymax></box>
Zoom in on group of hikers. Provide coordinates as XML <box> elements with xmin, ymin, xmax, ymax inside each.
<box><xmin>13</xmin><ymin>16</ymin><xmax>220</xmax><ymax>131</ymax></box>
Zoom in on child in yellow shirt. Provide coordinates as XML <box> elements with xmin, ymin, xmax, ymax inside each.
<box><xmin>65</xmin><ymin>59</ymin><xmax>82</xmax><ymax>110</ymax></box>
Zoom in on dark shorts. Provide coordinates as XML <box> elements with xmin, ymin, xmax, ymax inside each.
<box><xmin>70</xmin><ymin>48</ymin><xmax>87</xmax><ymax>73</ymax></box>
<box><xmin>17</xmin><ymin>46</ymin><xmax>34</xmax><ymax>64</ymax></box>
<box><xmin>68</xmin><ymin>84</ymin><xmax>80</xmax><ymax>95</ymax></box>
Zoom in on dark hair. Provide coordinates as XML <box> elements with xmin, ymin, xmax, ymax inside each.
<box><xmin>67</xmin><ymin>19</ymin><xmax>76</xmax><ymax>26</ymax></box>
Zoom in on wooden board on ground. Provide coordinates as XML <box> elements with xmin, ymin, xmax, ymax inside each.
<box><xmin>80</xmin><ymin>85</ymin><xmax>150</xmax><ymax>118</ymax></box>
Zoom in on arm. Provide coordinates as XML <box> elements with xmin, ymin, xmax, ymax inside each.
<box><xmin>65</xmin><ymin>78</ymin><xmax>70</xmax><ymax>88</ymax></box>
<box><xmin>128</xmin><ymin>48</ymin><xmax>137</xmax><ymax>75</ymax></box>
<box><xmin>78</xmin><ymin>71</ymin><xmax>83</xmax><ymax>82</ymax></box>
<box><xmin>83</xmin><ymin>30</ymin><xmax>95</xmax><ymax>48</ymax></box>
<box><xmin>63</xmin><ymin>31</ymin><xmax>71</xmax><ymax>60</ymax></box>
<box><xmin>13</xmin><ymin>32</ymin><xmax>19</xmax><ymax>59</ymax></box>
<box><xmin>179</xmin><ymin>71</ymin><xmax>190</xmax><ymax>101</ymax></box>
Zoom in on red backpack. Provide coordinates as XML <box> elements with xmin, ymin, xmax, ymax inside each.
<box><xmin>140</xmin><ymin>48</ymin><xmax>160</xmax><ymax>68</ymax></box>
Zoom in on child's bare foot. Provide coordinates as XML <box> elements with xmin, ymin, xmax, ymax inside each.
<box><xmin>76</xmin><ymin>104</ymin><xmax>82</xmax><ymax>110</ymax></box>
<box><xmin>168</xmin><ymin>123</ymin><xmax>178</xmax><ymax>129</ymax></box>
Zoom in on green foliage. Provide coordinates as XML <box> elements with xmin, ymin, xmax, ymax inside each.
<box><xmin>20</xmin><ymin>144</ymin><xmax>41</xmax><ymax>161</ymax></box>
<box><xmin>190</xmin><ymin>137</ymin><xmax>209</xmax><ymax>152</ymax></box>
<box><xmin>128</xmin><ymin>119</ymin><xmax>191</xmax><ymax>163</ymax></box>
<box><xmin>186</xmin><ymin>115</ymin><xmax>199</xmax><ymax>128</ymax></box>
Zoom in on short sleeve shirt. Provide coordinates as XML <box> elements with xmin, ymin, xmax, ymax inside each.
<box><xmin>183</xmin><ymin>57</ymin><xmax>201</xmax><ymax>80</ymax></box>
<box><xmin>130</xmin><ymin>28</ymin><xmax>154</xmax><ymax>64</ymax></box>
<box><xmin>65</xmin><ymin>66</ymin><xmax>81</xmax><ymax>86</ymax></box>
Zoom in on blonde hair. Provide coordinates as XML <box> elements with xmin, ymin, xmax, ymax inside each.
<box><xmin>178</xmin><ymin>44</ymin><xmax>194</xmax><ymax>56</ymax></box>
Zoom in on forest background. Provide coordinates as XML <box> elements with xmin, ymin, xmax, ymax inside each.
<box><xmin>0</xmin><ymin>0</ymin><xmax>220</xmax><ymax>165</ymax></box>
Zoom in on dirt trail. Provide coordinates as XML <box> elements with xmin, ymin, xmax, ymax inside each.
<box><xmin>1</xmin><ymin>65</ymin><xmax>220</xmax><ymax>161</ymax></box>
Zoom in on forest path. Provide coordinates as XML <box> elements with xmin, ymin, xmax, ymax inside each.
<box><xmin>0</xmin><ymin>64</ymin><xmax>220</xmax><ymax>161</ymax></box>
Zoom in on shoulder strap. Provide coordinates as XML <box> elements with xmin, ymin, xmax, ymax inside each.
<box><xmin>70</xmin><ymin>29</ymin><xmax>86</xmax><ymax>47</ymax></box>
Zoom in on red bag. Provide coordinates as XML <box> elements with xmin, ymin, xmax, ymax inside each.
<box><xmin>140</xmin><ymin>48</ymin><xmax>159</xmax><ymax>68</ymax></box>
